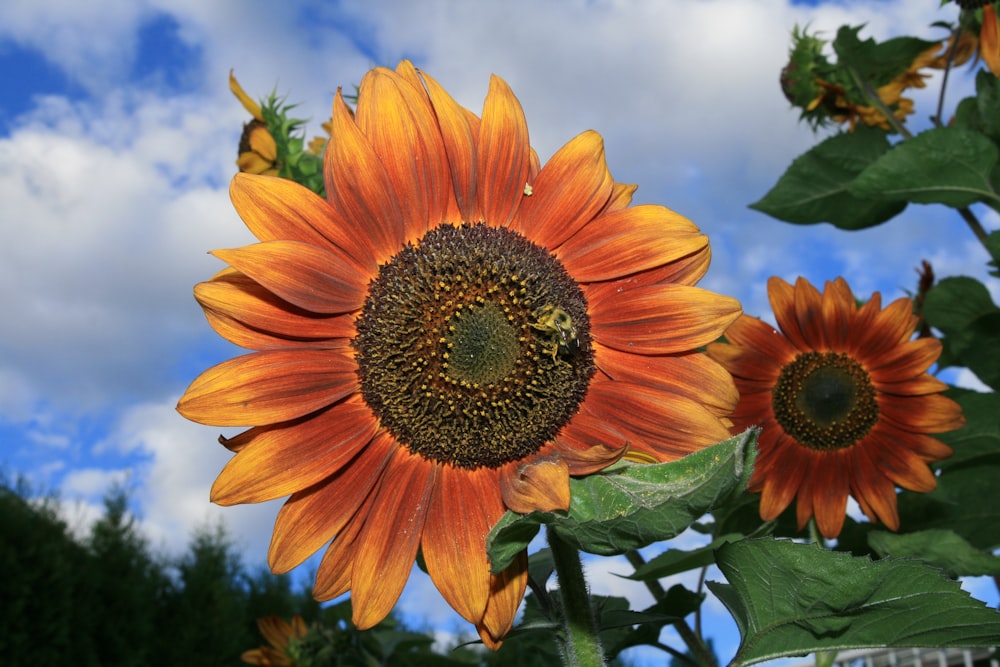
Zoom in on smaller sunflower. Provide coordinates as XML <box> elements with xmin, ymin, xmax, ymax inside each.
<box><xmin>241</xmin><ymin>615</ymin><xmax>308</xmax><ymax>667</ymax></box>
<box><xmin>230</xmin><ymin>70</ymin><xmax>279</xmax><ymax>176</ymax></box>
<box><xmin>707</xmin><ymin>276</ymin><xmax>964</xmax><ymax>539</ymax></box>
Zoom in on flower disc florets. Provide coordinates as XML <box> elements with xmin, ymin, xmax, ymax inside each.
<box><xmin>353</xmin><ymin>223</ymin><xmax>595</xmax><ymax>469</ymax></box>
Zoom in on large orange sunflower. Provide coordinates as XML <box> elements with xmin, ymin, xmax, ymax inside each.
<box><xmin>707</xmin><ymin>276</ymin><xmax>964</xmax><ymax>540</ymax></box>
<box><xmin>178</xmin><ymin>60</ymin><xmax>742</xmax><ymax>648</ymax></box>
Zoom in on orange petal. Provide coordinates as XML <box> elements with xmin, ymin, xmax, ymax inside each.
<box><xmin>853</xmin><ymin>297</ymin><xmax>917</xmax><ymax>360</ymax></box>
<box><xmin>581</xmin><ymin>379</ymin><xmax>733</xmax><ymax>461</ymax></box>
<box><xmin>866</xmin><ymin>336</ymin><xmax>941</xmax><ymax>377</ymax></box>
<box><xmin>247</xmin><ymin>125</ymin><xmax>278</xmax><ymax>161</ymax></box>
<box><xmin>477</xmin><ymin>550</ymin><xmax>528</xmax><ymax>649</ymax></box>
<box><xmin>604</xmin><ymin>182</ymin><xmax>637</xmax><ymax>213</ymax></box>
<box><xmin>212</xmin><ymin>241</ymin><xmax>367</xmax><ymax>315</ymax></box>
<box><xmin>351</xmin><ymin>451</ymin><xmax>438</xmax><ymax>630</ymax></box>
<box><xmin>767</xmin><ymin>276</ymin><xmax>810</xmax><ymax>352</ymax></box>
<box><xmin>477</xmin><ymin>74</ymin><xmax>530</xmax><ymax>227</ymax></box>
<box><xmin>355</xmin><ymin>66</ymin><xmax>452</xmax><ymax>241</ymax></box>
<box><xmin>313</xmin><ymin>488</ymin><xmax>376</xmax><ymax>601</ymax></box>
<box><xmin>195</xmin><ymin>274</ymin><xmax>356</xmax><ymax>343</ymax></box>
<box><xmin>851</xmin><ymin>443</ymin><xmax>900</xmax><ymax>530</ymax></box>
<box><xmin>210</xmin><ymin>397</ymin><xmax>378</xmax><ymax>505</ymax></box>
<box><xmin>865</xmin><ymin>427</ymin><xmax>938</xmax><ymax>493</ymax></box>
<box><xmin>512</xmin><ymin>130</ymin><xmax>612</xmax><ymax>248</ymax></box>
<box><xmin>229</xmin><ymin>174</ymin><xmax>376</xmax><ymax>275</ymax></box>
<box><xmin>237</xmin><ymin>149</ymin><xmax>276</xmax><ymax>175</ymax></box>
<box><xmin>557</xmin><ymin>204</ymin><xmax>707</xmax><ymax>282</ymax></box>
<box><xmin>325</xmin><ymin>89</ymin><xmax>406</xmax><ymax>264</ymax></box>
<box><xmin>256</xmin><ymin>615</ymin><xmax>292</xmax><ymax>649</ymax></box>
<box><xmin>807</xmin><ymin>450</ymin><xmax>850</xmax><ymax>539</ymax></box>
<box><xmin>754</xmin><ymin>433</ymin><xmax>808</xmax><ymax>521</ymax></box>
<box><xmin>721</xmin><ymin>315</ymin><xmax>798</xmax><ymax>366</ymax></box>
<box><xmin>791</xmin><ymin>276</ymin><xmax>828</xmax><ymax>351</ymax></box>
<box><xmin>553</xmin><ymin>412</ymin><xmax>629</xmax><ymax>475</ymax></box>
<box><xmin>268</xmin><ymin>430</ymin><xmax>395</xmax><ymax>573</ymax></box>
<box><xmin>422</xmin><ymin>466</ymin><xmax>504</xmax><ymax>624</ymax></box>
<box><xmin>982</xmin><ymin>4</ymin><xmax>1000</xmax><ymax>76</ymax></box>
<box><xmin>589</xmin><ymin>283</ymin><xmax>742</xmax><ymax>355</ymax></box>
<box><xmin>500</xmin><ymin>457</ymin><xmax>570</xmax><ymax>513</ymax></box>
<box><xmin>596</xmin><ymin>345</ymin><xmax>739</xmax><ymax>418</ymax></box>
<box><xmin>177</xmin><ymin>348</ymin><xmax>357</xmax><ymax>426</ymax></box>
<box><xmin>420</xmin><ymin>68</ymin><xmax>479</xmax><ymax>222</ymax></box>
<box><xmin>878</xmin><ymin>392</ymin><xmax>966</xmax><ymax>433</ymax></box>
<box><xmin>875</xmin><ymin>372</ymin><xmax>949</xmax><ymax>396</ymax></box>
<box><xmin>230</xmin><ymin>70</ymin><xmax>264</xmax><ymax>121</ymax></box>
<box><xmin>819</xmin><ymin>277</ymin><xmax>856</xmax><ymax>351</ymax></box>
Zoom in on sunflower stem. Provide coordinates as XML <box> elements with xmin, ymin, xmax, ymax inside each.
<box><xmin>548</xmin><ymin>528</ymin><xmax>606</xmax><ymax>667</ymax></box>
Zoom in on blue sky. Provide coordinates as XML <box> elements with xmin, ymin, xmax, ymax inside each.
<box><xmin>2</xmin><ymin>0</ymin><xmax>997</xmax><ymax>664</ymax></box>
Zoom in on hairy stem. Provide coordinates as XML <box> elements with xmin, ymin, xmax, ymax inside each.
<box><xmin>549</xmin><ymin>529</ymin><xmax>606</xmax><ymax>667</ymax></box>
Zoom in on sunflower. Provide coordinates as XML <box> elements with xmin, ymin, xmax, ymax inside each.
<box><xmin>707</xmin><ymin>276</ymin><xmax>964</xmax><ymax>539</ymax></box>
<box><xmin>230</xmin><ymin>70</ymin><xmax>280</xmax><ymax>176</ymax></box>
<box><xmin>178</xmin><ymin>60</ymin><xmax>741</xmax><ymax>648</ymax></box>
<box><xmin>242</xmin><ymin>615</ymin><xmax>307</xmax><ymax>667</ymax></box>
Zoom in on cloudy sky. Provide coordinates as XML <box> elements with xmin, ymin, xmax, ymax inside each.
<box><xmin>2</xmin><ymin>0</ymin><xmax>996</xmax><ymax>664</ymax></box>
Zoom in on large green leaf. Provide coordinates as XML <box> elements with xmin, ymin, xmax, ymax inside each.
<box><xmin>749</xmin><ymin>127</ymin><xmax>905</xmax><ymax>229</ymax></box>
<box><xmin>709</xmin><ymin>538</ymin><xmax>1000</xmax><ymax>666</ymax></box>
<box><xmin>897</xmin><ymin>459</ymin><xmax>1000</xmax><ymax>550</ymax></box>
<box><xmin>935</xmin><ymin>389</ymin><xmax>1000</xmax><ymax>470</ymax></box>
<box><xmin>924</xmin><ymin>276</ymin><xmax>1000</xmax><ymax>390</ymax></box>
<box><xmin>487</xmin><ymin>430</ymin><xmax>757</xmax><ymax>572</ymax></box>
<box><xmin>868</xmin><ymin>529</ymin><xmax>1000</xmax><ymax>578</ymax></box>
<box><xmin>849</xmin><ymin>126</ymin><xmax>1000</xmax><ymax>208</ymax></box>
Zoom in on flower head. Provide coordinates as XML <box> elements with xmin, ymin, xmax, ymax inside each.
<box><xmin>241</xmin><ymin>615</ymin><xmax>308</xmax><ymax>667</ymax></box>
<box><xmin>179</xmin><ymin>61</ymin><xmax>741</xmax><ymax>647</ymax></box>
<box><xmin>231</xmin><ymin>70</ymin><xmax>279</xmax><ymax>176</ymax></box>
<box><xmin>707</xmin><ymin>276</ymin><xmax>964</xmax><ymax>539</ymax></box>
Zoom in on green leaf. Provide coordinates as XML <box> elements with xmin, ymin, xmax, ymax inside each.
<box><xmin>924</xmin><ymin>276</ymin><xmax>1000</xmax><ymax>389</ymax></box>
<box><xmin>954</xmin><ymin>69</ymin><xmax>1000</xmax><ymax>146</ymax></box>
<box><xmin>897</xmin><ymin>460</ymin><xmax>1000</xmax><ymax>550</ymax></box>
<box><xmin>868</xmin><ymin>529</ymin><xmax>1000</xmax><ymax>578</ymax></box>
<box><xmin>709</xmin><ymin>538</ymin><xmax>1000</xmax><ymax>666</ymax></box>
<box><xmin>849</xmin><ymin>126</ymin><xmax>1000</xmax><ymax>208</ymax></box>
<box><xmin>487</xmin><ymin>430</ymin><xmax>758</xmax><ymax>572</ymax></box>
<box><xmin>935</xmin><ymin>389</ymin><xmax>1000</xmax><ymax>470</ymax></box>
<box><xmin>749</xmin><ymin>127</ymin><xmax>905</xmax><ymax>230</ymax></box>
<box><xmin>832</xmin><ymin>25</ymin><xmax>939</xmax><ymax>88</ymax></box>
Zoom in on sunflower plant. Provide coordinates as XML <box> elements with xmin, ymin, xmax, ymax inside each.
<box><xmin>186</xmin><ymin>6</ymin><xmax>1000</xmax><ymax>665</ymax></box>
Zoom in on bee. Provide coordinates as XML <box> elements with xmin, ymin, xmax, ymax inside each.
<box><xmin>532</xmin><ymin>305</ymin><xmax>580</xmax><ymax>361</ymax></box>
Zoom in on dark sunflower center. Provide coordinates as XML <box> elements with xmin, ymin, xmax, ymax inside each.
<box><xmin>771</xmin><ymin>351</ymin><xmax>879</xmax><ymax>451</ymax></box>
<box><xmin>352</xmin><ymin>223</ymin><xmax>595</xmax><ymax>469</ymax></box>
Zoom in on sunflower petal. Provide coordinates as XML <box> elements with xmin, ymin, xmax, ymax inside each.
<box><xmin>557</xmin><ymin>205</ymin><xmax>707</xmax><ymax>282</ymax></box>
<box><xmin>478</xmin><ymin>551</ymin><xmax>528</xmax><ymax>649</ymax></box>
<box><xmin>351</xmin><ymin>451</ymin><xmax>438</xmax><ymax>630</ymax></box>
<box><xmin>325</xmin><ymin>88</ymin><xmax>406</xmax><ymax>264</ymax></box>
<box><xmin>212</xmin><ymin>241</ymin><xmax>367</xmax><ymax>314</ymax></box>
<box><xmin>422</xmin><ymin>466</ymin><xmax>503</xmax><ymax>624</ymax></box>
<box><xmin>196</xmin><ymin>274</ymin><xmax>356</xmax><ymax>343</ymax></box>
<box><xmin>211</xmin><ymin>397</ymin><xmax>378</xmax><ymax>505</ymax></box>
<box><xmin>177</xmin><ymin>349</ymin><xmax>357</xmax><ymax>426</ymax></box>
<box><xmin>313</xmin><ymin>492</ymin><xmax>374</xmax><ymax>602</ymax></box>
<box><xmin>597</xmin><ymin>345</ymin><xmax>739</xmax><ymax>417</ymax></box>
<box><xmin>230</xmin><ymin>174</ymin><xmax>375</xmax><ymax>274</ymax></box>
<box><xmin>268</xmin><ymin>431</ymin><xmax>395</xmax><ymax>573</ymax></box>
<box><xmin>513</xmin><ymin>130</ymin><xmax>613</xmax><ymax>248</ymax></box>
<box><xmin>420</xmin><ymin>68</ymin><xmax>479</xmax><ymax>222</ymax></box>
<box><xmin>581</xmin><ymin>379</ymin><xmax>733</xmax><ymax>461</ymax></box>
<box><xmin>500</xmin><ymin>457</ymin><xmax>570</xmax><ymax>513</ymax></box>
<box><xmin>477</xmin><ymin>75</ymin><xmax>530</xmax><ymax>227</ymax></box>
<box><xmin>589</xmin><ymin>283</ymin><xmax>742</xmax><ymax>354</ymax></box>
<box><xmin>355</xmin><ymin>66</ymin><xmax>452</xmax><ymax>241</ymax></box>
